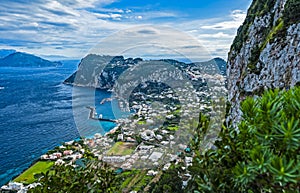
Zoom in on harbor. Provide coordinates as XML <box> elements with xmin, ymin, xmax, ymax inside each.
<box><xmin>86</xmin><ymin>106</ymin><xmax>117</xmax><ymax>123</ymax></box>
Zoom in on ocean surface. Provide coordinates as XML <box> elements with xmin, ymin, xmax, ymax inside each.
<box><xmin>0</xmin><ymin>61</ymin><xmax>127</xmax><ymax>186</ymax></box>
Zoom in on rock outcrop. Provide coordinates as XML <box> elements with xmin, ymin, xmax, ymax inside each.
<box><xmin>227</xmin><ymin>0</ymin><xmax>300</xmax><ymax>126</ymax></box>
<box><xmin>64</xmin><ymin>54</ymin><xmax>227</xmax><ymax>90</ymax></box>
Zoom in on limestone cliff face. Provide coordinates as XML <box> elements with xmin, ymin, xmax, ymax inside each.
<box><xmin>227</xmin><ymin>0</ymin><xmax>300</xmax><ymax>126</ymax></box>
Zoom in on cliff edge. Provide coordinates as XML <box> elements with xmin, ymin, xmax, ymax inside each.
<box><xmin>227</xmin><ymin>0</ymin><xmax>300</xmax><ymax>126</ymax></box>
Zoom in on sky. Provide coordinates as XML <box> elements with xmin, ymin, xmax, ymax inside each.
<box><xmin>0</xmin><ymin>0</ymin><xmax>252</xmax><ymax>60</ymax></box>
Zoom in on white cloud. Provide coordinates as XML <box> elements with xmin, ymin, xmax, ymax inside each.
<box><xmin>93</xmin><ymin>13</ymin><xmax>122</xmax><ymax>20</ymax></box>
<box><xmin>197</xmin><ymin>32</ymin><xmax>234</xmax><ymax>39</ymax></box>
<box><xmin>200</xmin><ymin>10</ymin><xmax>246</xmax><ymax>30</ymax></box>
<box><xmin>0</xmin><ymin>1</ymin><xmax>246</xmax><ymax>60</ymax></box>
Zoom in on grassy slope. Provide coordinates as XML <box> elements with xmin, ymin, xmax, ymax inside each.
<box><xmin>106</xmin><ymin>142</ymin><xmax>135</xmax><ymax>156</ymax></box>
<box><xmin>14</xmin><ymin>161</ymin><xmax>54</xmax><ymax>184</ymax></box>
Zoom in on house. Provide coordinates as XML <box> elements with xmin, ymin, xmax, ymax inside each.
<box><xmin>169</xmin><ymin>135</ymin><xmax>175</xmax><ymax>140</ymax></box>
<box><xmin>166</xmin><ymin>114</ymin><xmax>175</xmax><ymax>120</ymax></box>
<box><xmin>94</xmin><ymin>133</ymin><xmax>102</xmax><ymax>139</ymax></box>
<box><xmin>1</xmin><ymin>182</ymin><xmax>24</xmax><ymax>192</ymax></box>
<box><xmin>102</xmin><ymin>156</ymin><xmax>126</xmax><ymax>163</ymax></box>
<box><xmin>126</xmin><ymin>137</ymin><xmax>136</xmax><ymax>143</ymax></box>
<box><xmin>49</xmin><ymin>155</ymin><xmax>57</xmax><ymax>160</ymax></box>
<box><xmin>141</xmin><ymin>130</ymin><xmax>155</xmax><ymax>141</ymax></box>
<box><xmin>63</xmin><ymin>150</ymin><xmax>73</xmax><ymax>156</ymax></box>
<box><xmin>161</xmin><ymin>141</ymin><xmax>169</xmax><ymax>146</ymax></box>
<box><xmin>141</xmin><ymin>155</ymin><xmax>148</xmax><ymax>160</ymax></box>
<box><xmin>40</xmin><ymin>154</ymin><xmax>49</xmax><ymax>160</ymax></box>
<box><xmin>163</xmin><ymin>163</ymin><xmax>171</xmax><ymax>171</ymax></box>
<box><xmin>182</xmin><ymin>173</ymin><xmax>192</xmax><ymax>187</ymax></box>
<box><xmin>147</xmin><ymin>170</ymin><xmax>158</xmax><ymax>176</ymax></box>
<box><xmin>117</xmin><ymin>134</ymin><xmax>124</xmax><ymax>141</ymax></box>
<box><xmin>53</xmin><ymin>152</ymin><xmax>62</xmax><ymax>158</ymax></box>
<box><xmin>185</xmin><ymin>157</ymin><xmax>193</xmax><ymax>166</ymax></box>
<box><xmin>55</xmin><ymin>159</ymin><xmax>65</xmax><ymax>165</ymax></box>
<box><xmin>138</xmin><ymin>145</ymin><xmax>154</xmax><ymax>151</ymax></box>
<box><xmin>65</xmin><ymin>140</ymin><xmax>74</xmax><ymax>145</ymax></box>
<box><xmin>148</xmin><ymin>152</ymin><xmax>163</xmax><ymax>162</ymax></box>
<box><xmin>155</xmin><ymin>134</ymin><xmax>163</xmax><ymax>140</ymax></box>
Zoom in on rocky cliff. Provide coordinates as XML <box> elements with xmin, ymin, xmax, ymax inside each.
<box><xmin>64</xmin><ymin>54</ymin><xmax>227</xmax><ymax>90</ymax></box>
<box><xmin>227</xmin><ymin>0</ymin><xmax>300</xmax><ymax>126</ymax></box>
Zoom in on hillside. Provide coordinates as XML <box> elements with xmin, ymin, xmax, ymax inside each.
<box><xmin>0</xmin><ymin>52</ymin><xmax>62</xmax><ymax>67</ymax></box>
<box><xmin>227</xmin><ymin>0</ymin><xmax>300</xmax><ymax>126</ymax></box>
<box><xmin>64</xmin><ymin>54</ymin><xmax>226</xmax><ymax>89</ymax></box>
<box><xmin>0</xmin><ymin>49</ymin><xmax>16</xmax><ymax>59</ymax></box>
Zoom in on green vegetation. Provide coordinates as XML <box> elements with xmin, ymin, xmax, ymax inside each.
<box><xmin>28</xmin><ymin>161</ymin><xmax>116</xmax><ymax>193</ymax></box>
<box><xmin>106</xmin><ymin>142</ymin><xmax>135</xmax><ymax>156</ymax></box>
<box><xmin>230</xmin><ymin>0</ymin><xmax>276</xmax><ymax>53</ymax></box>
<box><xmin>118</xmin><ymin>170</ymin><xmax>139</xmax><ymax>190</ymax></box>
<box><xmin>115</xmin><ymin>170</ymin><xmax>153</xmax><ymax>192</ymax></box>
<box><xmin>127</xmin><ymin>170</ymin><xmax>147</xmax><ymax>189</ymax></box>
<box><xmin>187</xmin><ymin>86</ymin><xmax>300</xmax><ymax>192</ymax></box>
<box><xmin>149</xmin><ymin>164</ymin><xmax>183</xmax><ymax>193</ymax></box>
<box><xmin>247</xmin><ymin>18</ymin><xmax>285</xmax><ymax>73</ymax></box>
<box><xmin>137</xmin><ymin>119</ymin><xmax>147</xmax><ymax>125</ymax></box>
<box><xmin>133</xmin><ymin>175</ymin><xmax>153</xmax><ymax>191</ymax></box>
<box><xmin>167</xmin><ymin>125</ymin><xmax>179</xmax><ymax>131</ymax></box>
<box><xmin>266</xmin><ymin>18</ymin><xmax>284</xmax><ymax>44</ymax></box>
<box><xmin>231</xmin><ymin>0</ymin><xmax>300</xmax><ymax>73</ymax></box>
<box><xmin>173</xmin><ymin>109</ymin><xmax>181</xmax><ymax>116</ymax></box>
<box><xmin>15</xmin><ymin>85</ymin><xmax>300</xmax><ymax>192</ymax></box>
<box><xmin>107</xmin><ymin>127</ymin><xmax>122</xmax><ymax>142</ymax></box>
<box><xmin>283</xmin><ymin>0</ymin><xmax>300</xmax><ymax>25</ymax></box>
<box><xmin>14</xmin><ymin>161</ymin><xmax>54</xmax><ymax>184</ymax></box>
<box><xmin>248</xmin><ymin>45</ymin><xmax>261</xmax><ymax>74</ymax></box>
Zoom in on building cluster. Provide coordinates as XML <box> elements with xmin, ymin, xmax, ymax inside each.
<box><xmin>83</xmin><ymin>70</ymin><xmax>227</xmax><ymax>176</ymax></box>
<box><xmin>40</xmin><ymin>140</ymin><xmax>85</xmax><ymax>166</ymax></box>
<box><xmin>1</xmin><ymin>182</ymin><xmax>40</xmax><ymax>193</ymax></box>
<box><xmin>2</xmin><ymin>66</ymin><xmax>227</xmax><ymax>192</ymax></box>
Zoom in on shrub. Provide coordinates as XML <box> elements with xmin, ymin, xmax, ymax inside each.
<box><xmin>187</xmin><ymin>86</ymin><xmax>300</xmax><ymax>192</ymax></box>
<box><xmin>283</xmin><ymin>0</ymin><xmax>300</xmax><ymax>25</ymax></box>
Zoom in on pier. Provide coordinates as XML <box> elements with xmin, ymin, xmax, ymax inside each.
<box><xmin>86</xmin><ymin>106</ymin><xmax>117</xmax><ymax>123</ymax></box>
<box><xmin>100</xmin><ymin>98</ymin><xmax>113</xmax><ymax>104</ymax></box>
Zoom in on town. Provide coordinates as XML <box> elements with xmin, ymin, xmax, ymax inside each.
<box><xmin>1</xmin><ymin>62</ymin><xmax>227</xmax><ymax>193</ymax></box>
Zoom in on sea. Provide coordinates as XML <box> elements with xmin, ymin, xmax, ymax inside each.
<box><xmin>0</xmin><ymin>60</ymin><xmax>128</xmax><ymax>186</ymax></box>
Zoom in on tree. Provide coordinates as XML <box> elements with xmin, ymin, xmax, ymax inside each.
<box><xmin>187</xmin><ymin>86</ymin><xmax>300</xmax><ymax>192</ymax></box>
<box><xmin>28</xmin><ymin>161</ymin><xmax>117</xmax><ymax>193</ymax></box>
<box><xmin>150</xmin><ymin>164</ymin><xmax>183</xmax><ymax>193</ymax></box>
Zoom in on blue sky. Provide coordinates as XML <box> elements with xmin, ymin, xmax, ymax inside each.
<box><xmin>0</xmin><ymin>0</ymin><xmax>252</xmax><ymax>60</ymax></box>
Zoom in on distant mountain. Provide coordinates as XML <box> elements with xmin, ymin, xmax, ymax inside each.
<box><xmin>0</xmin><ymin>52</ymin><xmax>62</xmax><ymax>67</ymax></box>
<box><xmin>0</xmin><ymin>49</ymin><xmax>16</xmax><ymax>59</ymax></box>
<box><xmin>40</xmin><ymin>54</ymin><xmax>78</xmax><ymax>61</ymax></box>
<box><xmin>64</xmin><ymin>54</ymin><xmax>226</xmax><ymax>90</ymax></box>
<box><xmin>194</xmin><ymin>57</ymin><xmax>227</xmax><ymax>76</ymax></box>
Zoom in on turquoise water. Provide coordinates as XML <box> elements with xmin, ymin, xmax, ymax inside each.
<box><xmin>0</xmin><ymin>61</ymin><xmax>127</xmax><ymax>186</ymax></box>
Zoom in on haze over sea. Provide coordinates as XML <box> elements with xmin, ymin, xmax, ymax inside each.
<box><xmin>0</xmin><ymin>61</ymin><xmax>125</xmax><ymax>186</ymax></box>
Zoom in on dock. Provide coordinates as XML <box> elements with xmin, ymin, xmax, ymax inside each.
<box><xmin>86</xmin><ymin>106</ymin><xmax>117</xmax><ymax>123</ymax></box>
<box><xmin>100</xmin><ymin>98</ymin><xmax>113</xmax><ymax>104</ymax></box>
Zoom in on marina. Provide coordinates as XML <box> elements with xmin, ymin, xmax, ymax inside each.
<box><xmin>86</xmin><ymin>106</ymin><xmax>117</xmax><ymax>123</ymax></box>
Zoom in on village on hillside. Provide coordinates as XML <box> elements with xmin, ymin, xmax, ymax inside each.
<box><xmin>1</xmin><ymin>66</ymin><xmax>226</xmax><ymax>193</ymax></box>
